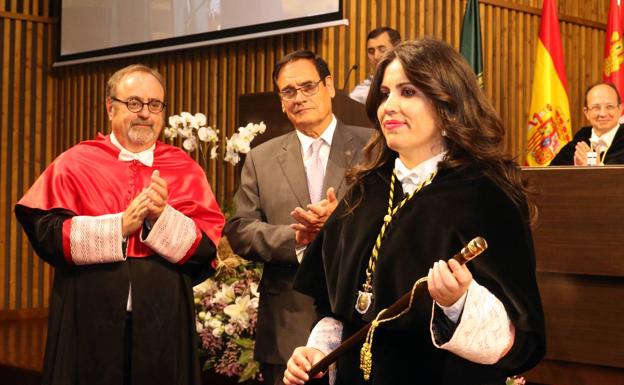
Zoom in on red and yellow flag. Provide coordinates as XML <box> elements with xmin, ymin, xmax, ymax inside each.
<box><xmin>604</xmin><ymin>0</ymin><xmax>624</xmax><ymax>97</ymax></box>
<box><xmin>526</xmin><ymin>0</ymin><xmax>572</xmax><ymax>166</ymax></box>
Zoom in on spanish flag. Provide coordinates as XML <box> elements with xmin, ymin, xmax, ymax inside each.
<box><xmin>526</xmin><ymin>0</ymin><xmax>572</xmax><ymax>166</ymax></box>
<box><xmin>604</xmin><ymin>0</ymin><xmax>624</xmax><ymax>98</ymax></box>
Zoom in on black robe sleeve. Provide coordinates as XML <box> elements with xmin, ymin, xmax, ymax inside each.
<box><xmin>14</xmin><ymin>205</ymin><xmax>76</xmax><ymax>268</ymax></box>
<box><xmin>550</xmin><ymin>126</ymin><xmax>592</xmax><ymax>165</ymax></box>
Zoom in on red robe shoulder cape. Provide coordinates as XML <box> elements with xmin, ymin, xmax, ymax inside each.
<box><xmin>18</xmin><ymin>133</ymin><xmax>224</xmax><ymax>258</ymax></box>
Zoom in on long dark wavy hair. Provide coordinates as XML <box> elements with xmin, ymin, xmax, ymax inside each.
<box><xmin>348</xmin><ymin>38</ymin><xmax>536</xmax><ymax>222</ymax></box>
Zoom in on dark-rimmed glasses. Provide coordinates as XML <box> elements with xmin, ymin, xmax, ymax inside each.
<box><xmin>278</xmin><ymin>79</ymin><xmax>324</xmax><ymax>100</ymax></box>
<box><xmin>111</xmin><ymin>97</ymin><xmax>166</xmax><ymax>113</ymax></box>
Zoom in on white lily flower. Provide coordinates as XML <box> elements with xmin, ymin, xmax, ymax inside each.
<box><xmin>194</xmin><ymin>278</ymin><xmax>218</xmax><ymax>293</ymax></box>
<box><xmin>168</xmin><ymin>115</ymin><xmax>181</xmax><ymax>128</ymax></box>
<box><xmin>250</xmin><ymin>282</ymin><xmax>259</xmax><ymax>298</ymax></box>
<box><xmin>214</xmin><ymin>283</ymin><xmax>236</xmax><ymax>304</ymax></box>
<box><xmin>188</xmin><ymin>115</ymin><xmax>199</xmax><ymax>129</ymax></box>
<box><xmin>223</xmin><ymin>295</ymin><xmax>252</xmax><ymax>328</ymax></box>
<box><xmin>183</xmin><ymin>136</ymin><xmax>197</xmax><ymax>151</ymax></box>
<box><xmin>210</xmin><ymin>146</ymin><xmax>219</xmax><ymax>159</ymax></box>
<box><xmin>195</xmin><ymin>112</ymin><xmax>207</xmax><ymax>127</ymax></box>
<box><xmin>198</xmin><ymin>126</ymin><xmax>218</xmax><ymax>143</ymax></box>
<box><xmin>180</xmin><ymin>111</ymin><xmax>193</xmax><ymax>126</ymax></box>
<box><xmin>177</xmin><ymin>126</ymin><xmax>193</xmax><ymax>139</ymax></box>
<box><xmin>163</xmin><ymin>127</ymin><xmax>177</xmax><ymax>139</ymax></box>
<box><xmin>224</xmin><ymin>150</ymin><xmax>240</xmax><ymax>165</ymax></box>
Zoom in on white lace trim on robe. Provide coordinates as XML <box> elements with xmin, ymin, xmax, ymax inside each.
<box><xmin>307</xmin><ymin>316</ymin><xmax>343</xmax><ymax>385</ymax></box>
<box><xmin>430</xmin><ymin>280</ymin><xmax>515</xmax><ymax>364</ymax></box>
<box><xmin>70</xmin><ymin>213</ymin><xmax>125</xmax><ymax>265</ymax></box>
<box><xmin>142</xmin><ymin>204</ymin><xmax>197</xmax><ymax>263</ymax></box>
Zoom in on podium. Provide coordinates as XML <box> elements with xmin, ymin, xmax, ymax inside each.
<box><xmin>236</xmin><ymin>90</ymin><xmax>370</xmax><ymax>148</ymax></box>
<box><xmin>522</xmin><ymin>166</ymin><xmax>624</xmax><ymax>385</ymax></box>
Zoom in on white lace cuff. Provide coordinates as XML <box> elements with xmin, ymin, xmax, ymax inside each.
<box><xmin>307</xmin><ymin>317</ymin><xmax>342</xmax><ymax>385</ymax></box>
<box><xmin>430</xmin><ymin>280</ymin><xmax>515</xmax><ymax>364</ymax></box>
<box><xmin>142</xmin><ymin>204</ymin><xmax>198</xmax><ymax>264</ymax></box>
<box><xmin>69</xmin><ymin>213</ymin><xmax>125</xmax><ymax>265</ymax></box>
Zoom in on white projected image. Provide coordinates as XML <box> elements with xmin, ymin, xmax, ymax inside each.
<box><xmin>61</xmin><ymin>0</ymin><xmax>339</xmax><ymax>56</ymax></box>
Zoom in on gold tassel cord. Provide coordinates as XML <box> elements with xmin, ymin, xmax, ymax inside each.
<box><xmin>359</xmin><ymin>276</ymin><xmax>429</xmax><ymax>380</ymax></box>
<box><xmin>356</xmin><ymin>171</ymin><xmax>437</xmax><ymax>315</ymax></box>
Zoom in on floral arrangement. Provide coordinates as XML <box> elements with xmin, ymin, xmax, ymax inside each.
<box><xmin>163</xmin><ymin>111</ymin><xmax>266</xmax><ymax>166</ymax></box>
<box><xmin>506</xmin><ymin>375</ymin><xmax>526</xmax><ymax>385</ymax></box>
<box><xmin>163</xmin><ymin>111</ymin><xmax>266</xmax><ymax>382</ymax></box>
<box><xmin>193</xmin><ymin>238</ymin><xmax>263</xmax><ymax>382</ymax></box>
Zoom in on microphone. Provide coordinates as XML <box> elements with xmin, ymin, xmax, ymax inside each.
<box><xmin>342</xmin><ymin>64</ymin><xmax>359</xmax><ymax>91</ymax></box>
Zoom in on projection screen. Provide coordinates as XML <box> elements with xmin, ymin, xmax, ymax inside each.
<box><xmin>58</xmin><ymin>0</ymin><xmax>345</xmax><ymax>66</ymax></box>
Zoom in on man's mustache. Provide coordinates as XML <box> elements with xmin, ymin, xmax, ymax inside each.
<box><xmin>131</xmin><ymin>120</ymin><xmax>153</xmax><ymax>127</ymax></box>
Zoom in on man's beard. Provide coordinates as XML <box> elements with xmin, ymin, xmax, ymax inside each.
<box><xmin>128</xmin><ymin>121</ymin><xmax>156</xmax><ymax>145</ymax></box>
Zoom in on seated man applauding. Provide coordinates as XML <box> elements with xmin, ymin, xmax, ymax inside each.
<box><xmin>551</xmin><ymin>82</ymin><xmax>624</xmax><ymax>166</ymax></box>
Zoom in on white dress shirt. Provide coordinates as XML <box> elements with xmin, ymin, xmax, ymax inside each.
<box><xmin>590</xmin><ymin>124</ymin><xmax>619</xmax><ymax>164</ymax></box>
<box><xmin>110</xmin><ymin>132</ymin><xmax>156</xmax><ymax>311</ymax></box>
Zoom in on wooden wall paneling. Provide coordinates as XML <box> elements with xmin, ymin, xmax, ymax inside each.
<box><xmin>336</xmin><ymin>19</ymin><xmax>346</xmax><ymax>90</ymax></box>
<box><xmin>30</xmin><ymin>21</ymin><xmax>42</xmax><ymax>309</ymax></box>
<box><xmin>379</xmin><ymin>0</ymin><xmax>387</xmax><ymax>26</ymax></box>
<box><xmin>0</xmin><ymin>0</ymin><xmax>615</xmax><ymax>316</ymax></box>
<box><xmin>207</xmin><ymin>48</ymin><xmax>219</xmax><ymax>193</ymax></box>
<box><xmin>215</xmin><ymin>45</ymin><xmax>229</xmax><ymax>204</ymax></box>
<box><xmin>42</xmin><ymin>20</ymin><xmax>53</xmax><ymax>309</ymax></box>
<box><xmin>514</xmin><ymin>11</ymin><xmax>525</xmax><ymax>160</ymax></box>
<box><xmin>345</xmin><ymin>0</ymin><xmax>358</xmax><ymax>92</ymax></box>
<box><xmin>0</xmin><ymin>18</ymin><xmax>8</xmax><ymax>310</ymax></box>
<box><xmin>396</xmin><ymin>0</ymin><xmax>405</xmax><ymax>48</ymax></box>
<box><xmin>326</xmin><ymin>28</ymin><xmax>336</xmax><ymax>86</ymax></box>
<box><xmin>9</xmin><ymin>18</ymin><xmax>22</xmax><ymax>310</ymax></box>
<box><xmin>20</xmin><ymin>19</ymin><xmax>32</xmax><ymax>310</ymax></box>
<box><xmin>357</xmin><ymin>0</ymin><xmax>368</xmax><ymax>88</ymax></box>
<box><xmin>1</xmin><ymin>6</ymin><xmax>55</xmax><ymax>311</ymax></box>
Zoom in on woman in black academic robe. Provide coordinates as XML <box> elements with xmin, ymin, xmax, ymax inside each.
<box><xmin>283</xmin><ymin>38</ymin><xmax>545</xmax><ymax>385</ymax></box>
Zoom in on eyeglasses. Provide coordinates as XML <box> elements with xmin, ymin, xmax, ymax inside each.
<box><xmin>278</xmin><ymin>79</ymin><xmax>324</xmax><ymax>100</ymax></box>
<box><xmin>585</xmin><ymin>104</ymin><xmax>620</xmax><ymax>114</ymax></box>
<box><xmin>111</xmin><ymin>97</ymin><xmax>166</xmax><ymax>113</ymax></box>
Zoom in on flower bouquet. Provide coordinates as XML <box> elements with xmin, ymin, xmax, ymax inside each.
<box><xmin>194</xmin><ymin>238</ymin><xmax>263</xmax><ymax>383</ymax></box>
<box><xmin>506</xmin><ymin>375</ymin><xmax>526</xmax><ymax>385</ymax></box>
<box><xmin>164</xmin><ymin>112</ymin><xmax>266</xmax><ymax>166</ymax></box>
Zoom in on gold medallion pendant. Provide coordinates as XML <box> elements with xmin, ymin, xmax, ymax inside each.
<box><xmin>355</xmin><ymin>290</ymin><xmax>373</xmax><ymax>314</ymax></box>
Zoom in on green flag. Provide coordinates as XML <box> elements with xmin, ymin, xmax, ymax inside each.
<box><xmin>460</xmin><ymin>0</ymin><xmax>484</xmax><ymax>88</ymax></box>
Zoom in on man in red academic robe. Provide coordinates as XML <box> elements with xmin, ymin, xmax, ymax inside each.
<box><xmin>14</xmin><ymin>64</ymin><xmax>225</xmax><ymax>385</ymax></box>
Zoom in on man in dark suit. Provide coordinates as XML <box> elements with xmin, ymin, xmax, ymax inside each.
<box><xmin>551</xmin><ymin>82</ymin><xmax>624</xmax><ymax>165</ymax></box>
<box><xmin>224</xmin><ymin>50</ymin><xmax>371</xmax><ymax>385</ymax></box>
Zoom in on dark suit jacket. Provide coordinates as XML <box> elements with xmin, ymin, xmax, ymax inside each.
<box><xmin>224</xmin><ymin>120</ymin><xmax>372</xmax><ymax>364</ymax></box>
<box><xmin>550</xmin><ymin>124</ymin><xmax>624</xmax><ymax>165</ymax></box>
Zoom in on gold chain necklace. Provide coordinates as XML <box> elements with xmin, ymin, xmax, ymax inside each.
<box><xmin>354</xmin><ymin>169</ymin><xmax>437</xmax><ymax>314</ymax></box>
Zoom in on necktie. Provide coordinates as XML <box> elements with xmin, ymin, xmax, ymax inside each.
<box><xmin>306</xmin><ymin>139</ymin><xmax>325</xmax><ymax>204</ymax></box>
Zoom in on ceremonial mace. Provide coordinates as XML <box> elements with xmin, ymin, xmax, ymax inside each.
<box><xmin>307</xmin><ymin>236</ymin><xmax>488</xmax><ymax>378</ymax></box>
